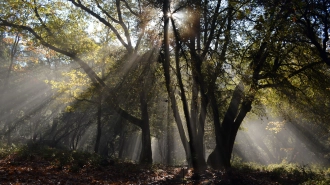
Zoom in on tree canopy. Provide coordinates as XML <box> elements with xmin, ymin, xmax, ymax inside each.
<box><xmin>0</xmin><ymin>0</ymin><xmax>329</xmax><ymax>176</ymax></box>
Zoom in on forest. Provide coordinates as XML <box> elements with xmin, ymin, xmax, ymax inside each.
<box><xmin>0</xmin><ymin>0</ymin><xmax>330</xmax><ymax>184</ymax></box>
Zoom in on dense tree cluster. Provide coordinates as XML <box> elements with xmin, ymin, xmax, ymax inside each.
<box><xmin>0</xmin><ymin>0</ymin><xmax>329</xmax><ymax>175</ymax></box>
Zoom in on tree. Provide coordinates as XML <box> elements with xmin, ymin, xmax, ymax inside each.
<box><xmin>0</xmin><ymin>32</ymin><xmax>20</xmax><ymax>145</ymax></box>
<box><xmin>0</xmin><ymin>0</ymin><xmax>158</xmax><ymax>164</ymax></box>
<box><xmin>286</xmin><ymin>0</ymin><xmax>330</xmax><ymax>66</ymax></box>
<box><xmin>160</xmin><ymin>0</ymin><xmax>329</xmax><ymax>170</ymax></box>
<box><xmin>1</xmin><ymin>0</ymin><xmax>329</xmax><ymax>173</ymax></box>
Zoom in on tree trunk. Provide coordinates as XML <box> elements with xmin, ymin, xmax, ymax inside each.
<box><xmin>207</xmin><ymin>39</ymin><xmax>268</xmax><ymax>169</ymax></box>
<box><xmin>94</xmin><ymin>96</ymin><xmax>102</xmax><ymax>153</ymax></box>
<box><xmin>162</xmin><ymin>0</ymin><xmax>191</xmax><ymax>167</ymax></box>
<box><xmin>140</xmin><ymin>124</ymin><xmax>152</xmax><ymax>164</ymax></box>
<box><xmin>253</xmin><ymin>134</ymin><xmax>277</xmax><ymax>163</ymax></box>
<box><xmin>6</xmin><ymin>124</ymin><xmax>11</xmax><ymax>146</ymax></box>
<box><xmin>226</xmin><ymin>100</ymin><xmax>252</xmax><ymax>162</ymax></box>
<box><xmin>190</xmin><ymin>137</ymin><xmax>207</xmax><ymax>172</ymax></box>
<box><xmin>139</xmin><ymin>90</ymin><xmax>152</xmax><ymax>164</ymax></box>
<box><xmin>1</xmin><ymin>33</ymin><xmax>20</xmax><ymax>146</ymax></box>
<box><xmin>207</xmin><ymin>82</ymin><xmax>245</xmax><ymax>169</ymax></box>
<box><xmin>118</xmin><ymin>129</ymin><xmax>126</xmax><ymax>159</ymax></box>
<box><xmin>209</xmin><ymin>100</ymin><xmax>252</xmax><ymax>170</ymax></box>
<box><xmin>174</xmin><ymin>24</ymin><xmax>206</xmax><ymax>172</ymax></box>
<box><xmin>166</xmin><ymin>99</ymin><xmax>172</xmax><ymax>165</ymax></box>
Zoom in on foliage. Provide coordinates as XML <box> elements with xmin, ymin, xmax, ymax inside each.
<box><xmin>0</xmin><ymin>0</ymin><xmax>329</xmax><ymax>173</ymax></box>
<box><xmin>0</xmin><ymin>143</ymin><xmax>20</xmax><ymax>159</ymax></box>
<box><xmin>232</xmin><ymin>159</ymin><xmax>330</xmax><ymax>185</ymax></box>
<box><xmin>15</xmin><ymin>142</ymin><xmax>105</xmax><ymax>171</ymax></box>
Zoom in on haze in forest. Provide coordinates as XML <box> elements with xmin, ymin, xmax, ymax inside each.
<box><xmin>0</xmin><ymin>0</ymin><xmax>330</xmax><ymax>175</ymax></box>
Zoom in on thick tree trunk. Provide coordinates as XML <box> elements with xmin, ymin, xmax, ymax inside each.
<box><xmin>226</xmin><ymin>100</ymin><xmax>252</xmax><ymax>162</ymax></box>
<box><xmin>208</xmin><ymin>39</ymin><xmax>268</xmax><ymax>169</ymax></box>
<box><xmin>140</xmin><ymin>124</ymin><xmax>152</xmax><ymax>164</ymax></box>
<box><xmin>190</xmin><ymin>136</ymin><xmax>207</xmax><ymax>172</ymax></box>
<box><xmin>139</xmin><ymin>90</ymin><xmax>152</xmax><ymax>164</ymax></box>
<box><xmin>207</xmin><ymin>82</ymin><xmax>245</xmax><ymax>169</ymax></box>
<box><xmin>208</xmin><ymin>100</ymin><xmax>252</xmax><ymax>169</ymax></box>
<box><xmin>207</xmin><ymin>143</ymin><xmax>231</xmax><ymax>169</ymax></box>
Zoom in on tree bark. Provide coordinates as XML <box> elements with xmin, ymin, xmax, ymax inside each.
<box><xmin>94</xmin><ymin>99</ymin><xmax>102</xmax><ymax>153</ymax></box>
<box><xmin>207</xmin><ymin>82</ymin><xmax>245</xmax><ymax>169</ymax></box>
<box><xmin>162</xmin><ymin>0</ymin><xmax>191</xmax><ymax>166</ymax></box>
<box><xmin>139</xmin><ymin>89</ymin><xmax>152</xmax><ymax>164</ymax></box>
<box><xmin>0</xmin><ymin>33</ymin><xmax>20</xmax><ymax>146</ymax></box>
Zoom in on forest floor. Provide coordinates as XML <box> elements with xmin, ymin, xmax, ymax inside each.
<box><xmin>0</xmin><ymin>145</ymin><xmax>329</xmax><ymax>184</ymax></box>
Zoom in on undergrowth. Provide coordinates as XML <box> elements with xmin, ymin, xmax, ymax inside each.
<box><xmin>1</xmin><ymin>142</ymin><xmax>107</xmax><ymax>172</ymax></box>
<box><xmin>0</xmin><ymin>143</ymin><xmax>20</xmax><ymax>159</ymax></box>
<box><xmin>1</xmin><ymin>144</ymin><xmax>330</xmax><ymax>184</ymax></box>
<box><xmin>231</xmin><ymin>158</ymin><xmax>330</xmax><ymax>184</ymax></box>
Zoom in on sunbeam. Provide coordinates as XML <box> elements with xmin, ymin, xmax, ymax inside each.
<box><xmin>1</xmin><ymin>0</ymin><xmax>330</xmax><ymax>183</ymax></box>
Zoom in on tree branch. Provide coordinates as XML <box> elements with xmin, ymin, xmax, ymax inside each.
<box><xmin>116</xmin><ymin>0</ymin><xmax>133</xmax><ymax>52</ymax></box>
<box><xmin>95</xmin><ymin>0</ymin><xmax>120</xmax><ymax>24</ymax></box>
<box><xmin>33</xmin><ymin>0</ymin><xmax>52</xmax><ymax>35</ymax></box>
<box><xmin>287</xmin><ymin>61</ymin><xmax>323</xmax><ymax>78</ymax></box>
<box><xmin>121</xmin><ymin>0</ymin><xmax>139</xmax><ymax>17</ymax></box>
<box><xmin>68</xmin><ymin>0</ymin><xmax>131</xmax><ymax>52</ymax></box>
<box><xmin>0</xmin><ymin>19</ymin><xmax>143</xmax><ymax>128</ymax></box>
